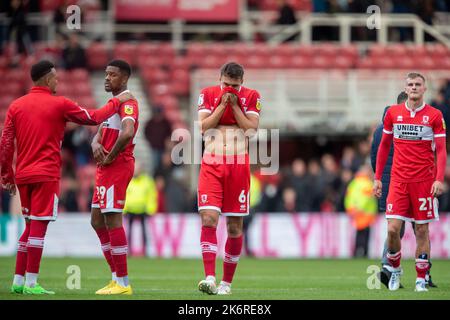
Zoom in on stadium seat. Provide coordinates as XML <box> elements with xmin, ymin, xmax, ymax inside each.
<box><xmin>70</xmin><ymin>69</ymin><xmax>90</xmax><ymax>82</ymax></box>
<box><xmin>393</xmin><ymin>56</ymin><xmax>415</xmax><ymax>69</ymax></box>
<box><xmin>152</xmin><ymin>94</ymin><xmax>180</xmax><ymax>111</ymax></box>
<box><xmin>290</xmin><ymin>55</ymin><xmax>312</xmax><ymax>68</ymax></box>
<box><xmin>113</xmin><ymin>42</ymin><xmax>137</xmax><ymax>66</ymax></box>
<box><xmin>87</xmin><ymin>42</ymin><xmax>110</xmax><ymax>70</ymax></box>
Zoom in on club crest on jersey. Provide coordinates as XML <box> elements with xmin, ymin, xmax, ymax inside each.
<box><xmin>422</xmin><ymin>116</ymin><xmax>429</xmax><ymax>124</ymax></box>
<box><xmin>201</xmin><ymin>194</ymin><xmax>208</xmax><ymax>203</ymax></box>
<box><xmin>124</xmin><ymin>105</ymin><xmax>134</xmax><ymax>115</ymax></box>
<box><xmin>198</xmin><ymin>94</ymin><xmax>204</xmax><ymax>106</ymax></box>
<box><xmin>396</xmin><ymin>116</ymin><xmax>403</xmax><ymax>122</ymax></box>
<box><xmin>240</xmin><ymin>98</ymin><xmax>246</xmax><ymax>105</ymax></box>
<box><xmin>387</xmin><ymin>204</ymin><xmax>393</xmax><ymax>213</ymax></box>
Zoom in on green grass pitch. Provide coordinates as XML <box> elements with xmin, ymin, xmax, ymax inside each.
<box><xmin>0</xmin><ymin>257</ymin><xmax>449</xmax><ymax>300</ymax></box>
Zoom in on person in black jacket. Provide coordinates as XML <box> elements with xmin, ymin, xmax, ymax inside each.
<box><xmin>371</xmin><ymin>91</ymin><xmax>437</xmax><ymax>289</ymax></box>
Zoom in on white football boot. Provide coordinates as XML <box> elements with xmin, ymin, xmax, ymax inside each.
<box><xmin>415</xmin><ymin>278</ymin><xmax>429</xmax><ymax>292</ymax></box>
<box><xmin>217</xmin><ymin>281</ymin><xmax>232</xmax><ymax>295</ymax></box>
<box><xmin>388</xmin><ymin>267</ymin><xmax>403</xmax><ymax>291</ymax></box>
<box><xmin>198</xmin><ymin>275</ymin><xmax>218</xmax><ymax>295</ymax></box>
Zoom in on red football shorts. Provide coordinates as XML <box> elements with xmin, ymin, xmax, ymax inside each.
<box><xmin>386</xmin><ymin>179</ymin><xmax>439</xmax><ymax>224</ymax></box>
<box><xmin>91</xmin><ymin>158</ymin><xmax>134</xmax><ymax>214</ymax></box>
<box><xmin>17</xmin><ymin>181</ymin><xmax>60</xmax><ymax>221</ymax></box>
<box><xmin>197</xmin><ymin>153</ymin><xmax>250</xmax><ymax>216</ymax></box>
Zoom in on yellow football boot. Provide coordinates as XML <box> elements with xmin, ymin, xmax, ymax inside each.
<box><xmin>95</xmin><ymin>280</ymin><xmax>117</xmax><ymax>295</ymax></box>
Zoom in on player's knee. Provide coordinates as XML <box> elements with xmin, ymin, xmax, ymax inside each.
<box><xmin>387</xmin><ymin>225</ymin><xmax>401</xmax><ymax>239</ymax></box>
<box><xmin>227</xmin><ymin>224</ymin><xmax>243</xmax><ymax>237</ymax></box>
<box><xmin>90</xmin><ymin>217</ymin><xmax>104</xmax><ymax>230</ymax></box>
<box><xmin>200</xmin><ymin>211</ymin><xmax>218</xmax><ymax>227</ymax></box>
<box><xmin>414</xmin><ymin>224</ymin><xmax>428</xmax><ymax>239</ymax></box>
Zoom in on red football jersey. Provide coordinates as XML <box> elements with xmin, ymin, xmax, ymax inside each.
<box><xmin>0</xmin><ymin>86</ymin><xmax>120</xmax><ymax>185</ymax></box>
<box><xmin>197</xmin><ymin>85</ymin><xmax>261</xmax><ymax>125</ymax></box>
<box><xmin>100</xmin><ymin>91</ymin><xmax>139</xmax><ymax>161</ymax></box>
<box><xmin>383</xmin><ymin>102</ymin><xmax>446</xmax><ymax>182</ymax></box>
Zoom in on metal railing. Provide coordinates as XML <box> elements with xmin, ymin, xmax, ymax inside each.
<box><xmin>1</xmin><ymin>11</ymin><xmax>449</xmax><ymax>50</ymax></box>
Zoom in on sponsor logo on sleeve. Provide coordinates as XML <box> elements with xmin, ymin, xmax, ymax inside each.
<box><xmin>443</xmin><ymin>118</ymin><xmax>446</xmax><ymax>130</ymax></box>
<box><xmin>124</xmin><ymin>105</ymin><xmax>134</xmax><ymax>115</ymax></box>
<box><xmin>198</xmin><ymin>94</ymin><xmax>204</xmax><ymax>107</ymax></box>
<box><xmin>256</xmin><ymin>98</ymin><xmax>262</xmax><ymax>111</ymax></box>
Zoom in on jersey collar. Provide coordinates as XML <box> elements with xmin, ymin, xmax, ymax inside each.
<box><xmin>405</xmin><ymin>101</ymin><xmax>425</xmax><ymax>118</ymax></box>
<box><xmin>30</xmin><ymin>86</ymin><xmax>52</xmax><ymax>94</ymax></box>
<box><xmin>220</xmin><ymin>85</ymin><xmax>242</xmax><ymax>92</ymax></box>
<box><xmin>113</xmin><ymin>89</ymin><xmax>130</xmax><ymax>97</ymax></box>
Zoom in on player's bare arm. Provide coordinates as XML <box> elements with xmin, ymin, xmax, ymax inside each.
<box><xmin>198</xmin><ymin>94</ymin><xmax>229</xmax><ymax>133</ymax></box>
<box><xmin>91</xmin><ymin>124</ymin><xmax>108</xmax><ymax>164</ymax></box>
<box><xmin>230</xmin><ymin>99</ymin><xmax>259</xmax><ymax>132</ymax></box>
<box><xmin>101</xmin><ymin>119</ymin><xmax>135</xmax><ymax>166</ymax></box>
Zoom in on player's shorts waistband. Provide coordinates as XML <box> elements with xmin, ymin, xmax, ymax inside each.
<box><xmin>202</xmin><ymin>152</ymin><xmax>249</xmax><ymax>165</ymax></box>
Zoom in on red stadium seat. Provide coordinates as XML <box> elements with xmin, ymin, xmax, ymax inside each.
<box><xmin>72</xmin><ymin>82</ymin><xmax>92</xmax><ymax>96</ymax></box>
<box><xmin>56</xmin><ymin>82</ymin><xmax>73</xmax><ymax>97</ymax></box>
<box><xmin>314</xmin><ymin>43</ymin><xmax>339</xmax><ymax>57</ymax></box>
<box><xmin>290</xmin><ymin>55</ymin><xmax>312</xmax><ymax>68</ymax></box>
<box><xmin>149</xmin><ymin>83</ymin><xmax>174</xmax><ymax>97</ymax></box>
<box><xmin>86</xmin><ymin>42</ymin><xmax>110</xmax><ymax>70</ymax></box>
<box><xmin>332</xmin><ymin>55</ymin><xmax>354</xmax><ymax>69</ymax></box>
<box><xmin>143</xmin><ymin>68</ymin><xmax>170</xmax><ymax>84</ymax></box>
<box><xmin>245</xmin><ymin>55</ymin><xmax>268</xmax><ymax>69</ymax></box>
<box><xmin>311</xmin><ymin>55</ymin><xmax>333</xmax><ymax>69</ymax></box>
<box><xmin>356</xmin><ymin>57</ymin><xmax>375</xmax><ymax>69</ymax></box>
<box><xmin>372</xmin><ymin>56</ymin><xmax>396</xmax><ymax>69</ymax></box>
<box><xmin>113</xmin><ymin>42</ymin><xmax>137</xmax><ymax>66</ymax></box>
<box><xmin>268</xmin><ymin>55</ymin><xmax>290</xmax><ymax>68</ymax></box>
<box><xmin>70</xmin><ymin>68</ymin><xmax>90</xmax><ymax>82</ymax></box>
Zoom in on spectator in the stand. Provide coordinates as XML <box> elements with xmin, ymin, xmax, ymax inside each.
<box><xmin>344</xmin><ymin>164</ymin><xmax>377</xmax><ymax>258</ymax></box>
<box><xmin>306</xmin><ymin>159</ymin><xmax>324</xmax><ymax>212</ymax></box>
<box><xmin>62</xmin><ymin>33</ymin><xmax>87</xmax><ymax>70</ymax></box>
<box><xmin>72</xmin><ymin>126</ymin><xmax>94</xmax><ymax>166</ymax></box>
<box><xmin>124</xmin><ymin>162</ymin><xmax>158</xmax><ymax>256</ymax></box>
<box><xmin>164</xmin><ymin>167</ymin><xmax>189</xmax><ymax>213</ymax></box>
<box><xmin>275</xmin><ymin>187</ymin><xmax>297</xmax><ymax>213</ymax></box>
<box><xmin>336</xmin><ymin>168</ymin><xmax>354</xmax><ymax>212</ymax></box>
<box><xmin>289</xmin><ymin>159</ymin><xmax>311</xmax><ymax>212</ymax></box>
<box><xmin>60</xmin><ymin>177</ymin><xmax>79</xmax><ymax>212</ymax></box>
<box><xmin>275</xmin><ymin>0</ymin><xmax>297</xmax><ymax>25</ymax></box>
<box><xmin>145</xmin><ymin>106</ymin><xmax>172</xmax><ymax>174</ymax></box>
<box><xmin>7</xmin><ymin>0</ymin><xmax>33</xmax><ymax>59</ymax></box>
<box><xmin>430</xmin><ymin>90</ymin><xmax>450</xmax><ymax>137</ymax></box>
<box><xmin>341</xmin><ymin>146</ymin><xmax>359</xmax><ymax>173</ymax></box>
<box><xmin>391</xmin><ymin>0</ymin><xmax>415</xmax><ymax>41</ymax></box>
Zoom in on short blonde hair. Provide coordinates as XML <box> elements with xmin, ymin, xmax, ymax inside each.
<box><xmin>406</xmin><ymin>72</ymin><xmax>426</xmax><ymax>83</ymax></box>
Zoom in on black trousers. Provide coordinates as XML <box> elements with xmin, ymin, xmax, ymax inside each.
<box><xmin>354</xmin><ymin>227</ymin><xmax>371</xmax><ymax>258</ymax></box>
<box><xmin>127</xmin><ymin>214</ymin><xmax>148</xmax><ymax>256</ymax></box>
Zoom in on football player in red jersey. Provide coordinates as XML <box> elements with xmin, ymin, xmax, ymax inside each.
<box><xmin>0</xmin><ymin>60</ymin><xmax>132</xmax><ymax>295</ymax></box>
<box><xmin>197</xmin><ymin>62</ymin><xmax>261</xmax><ymax>295</ymax></box>
<box><xmin>89</xmin><ymin>60</ymin><xmax>139</xmax><ymax>295</ymax></box>
<box><xmin>374</xmin><ymin>72</ymin><xmax>447</xmax><ymax>292</ymax></box>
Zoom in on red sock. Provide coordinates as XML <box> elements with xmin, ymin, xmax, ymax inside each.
<box><xmin>387</xmin><ymin>251</ymin><xmax>401</xmax><ymax>269</ymax></box>
<box><xmin>415</xmin><ymin>258</ymin><xmax>429</xmax><ymax>279</ymax></box>
<box><xmin>222</xmin><ymin>235</ymin><xmax>243</xmax><ymax>284</ymax></box>
<box><xmin>15</xmin><ymin>221</ymin><xmax>31</xmax><ymax>276</ymax></box>
<box><xmin>95</xmin><ymin>227</ymin><xmax>116</xmax><ymax>273</ymax></box>
<box><xmin>200</xmin><ymin>226</ymin><xmax>217</xmax><ymax>277</ymax></box>
<box><xmin>109</xmin><ymin>227</ymin><xmax>128</xmax><ymax>277</ymax></box>
<box><xmin>26</xmin><ymin>220</ymin><xmax>49</xmax><ymax>274</ymax></box>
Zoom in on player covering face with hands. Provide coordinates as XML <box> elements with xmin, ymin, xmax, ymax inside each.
<box><xmin>197</xmin><ymin>62</ymin><xmax>262</xmax><ymax>295</ymax></box>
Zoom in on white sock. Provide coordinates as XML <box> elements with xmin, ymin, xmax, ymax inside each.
<box><xmin>112</xmin><ymin>272</ymin><xmax>117</xmax><ymax>282</ymax></box>
<box><xmin>206</xmin><ymin>275</ymin><xmax>216</xmax><ymax>282</ymax></box>
<box><xmin>25</xmin><ymin>272</ymin><xmax>38</xmax><ymax>287</ymax></box>
<box><xmin>116</xmin><ymin>276</ymin><xmax>129</xmax><ymax>287</ymax></box>
<box><xmin>220</xmin><ymin>281</ymin><xmax>231</xmax><ymax>287</ymax></box>
<box><xmin>13</xmin><ymin>274</ymin><xmax>25</xmax><ymax>286</ymax></box>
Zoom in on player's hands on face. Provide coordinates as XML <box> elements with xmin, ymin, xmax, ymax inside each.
<box><xmin>373</xmin><ymin>180</ymin><xmax>382</xmax><ymax>198</ymax></box>
<box><xmin>117</xmin><ymin>92</ymin><xmax>134</xmax><ymax>103</ymax></box>
<box><xmin>2</xmin><ymin>182</ymin><xmax>16</xmax><ymax>196</ymax></box>
<box><xmin>92</xmin><ymin>141</ymin><xmax>108</xmax><ymax>164</ymax></box>
<box><xmin>431</xmin><ymin>180</ymin><xmax>444</xmax><ymax>197</ymax></box>
<box><xmin>228</xmin><ymin>93</ymin><xmax>238</xmax><ymax>107</ymax></box>
<box><xmin>220</xmin><ymin>93</ymin><xmax>230</xmax><ymax>107</ymax></box>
